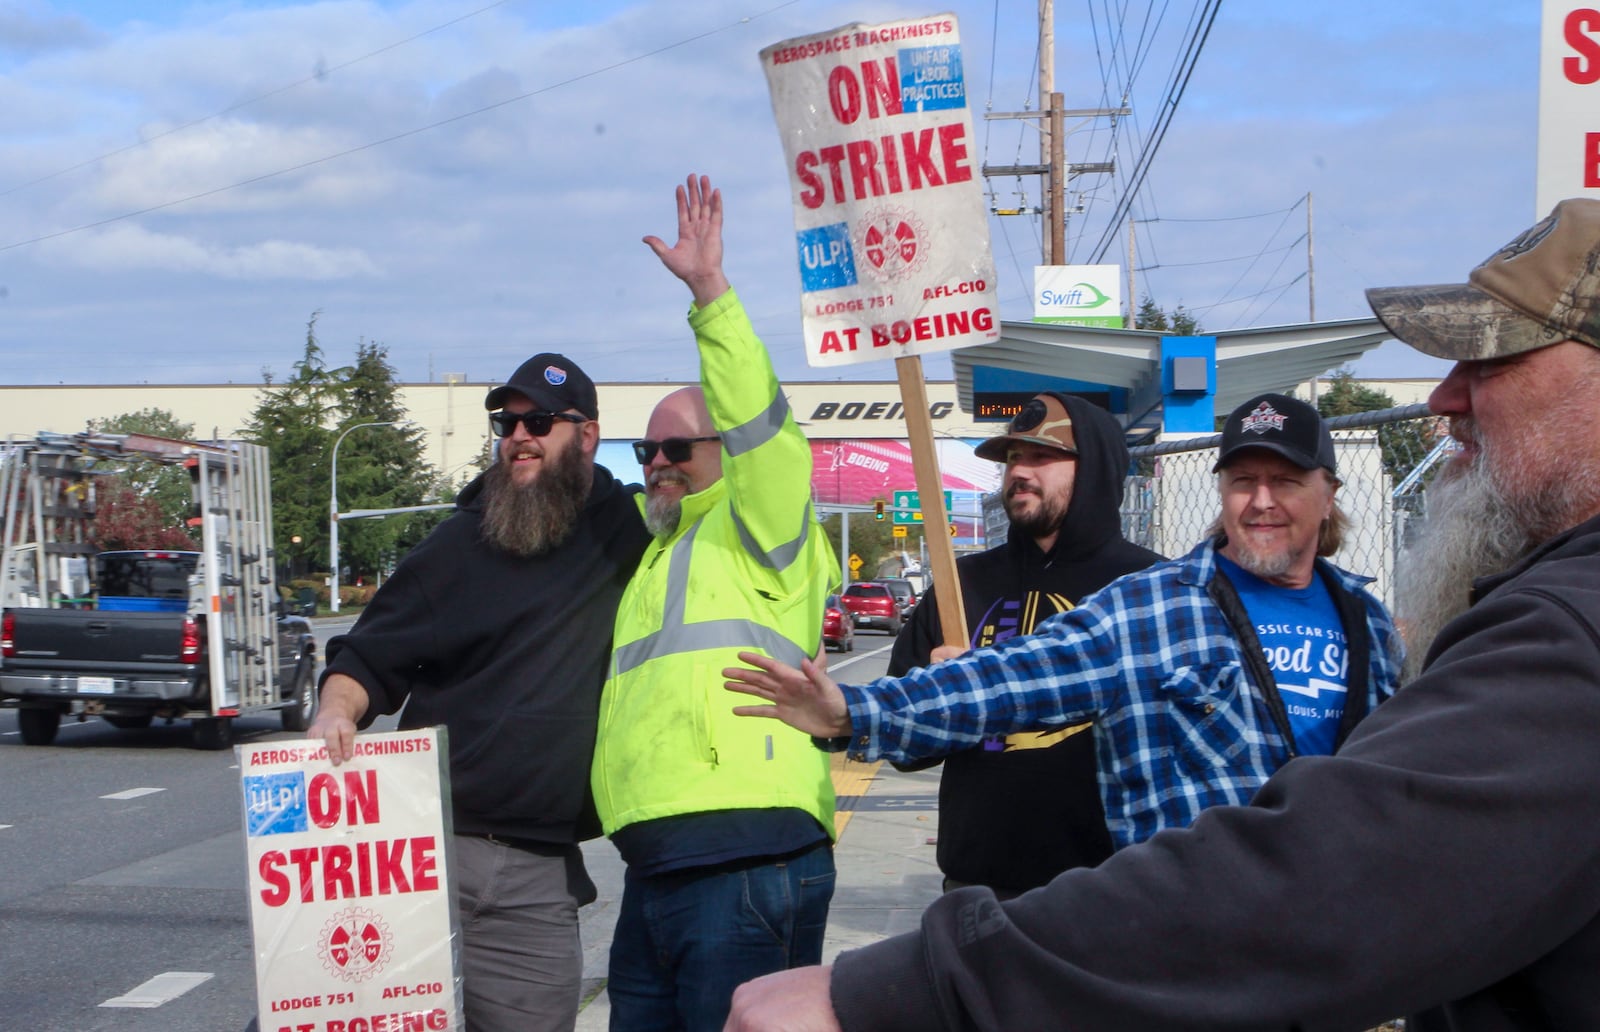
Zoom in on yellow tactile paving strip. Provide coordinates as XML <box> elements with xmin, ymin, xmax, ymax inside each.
<box><xmin>829</xmin><ymin>752</ymin><xmax>882</xmax><ymax>837</ymax></box>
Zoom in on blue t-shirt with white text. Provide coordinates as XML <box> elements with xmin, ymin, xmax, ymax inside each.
<box><xmin>1217</xmin><ymin>554</ymin><xmax>1348</xmax><ymax>755</ymax></box>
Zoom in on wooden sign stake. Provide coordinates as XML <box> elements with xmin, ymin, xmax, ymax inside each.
<box><xmin>894</xmin><ymin>354</ymin><xmax>968</xmax><ymax>649</ymax></box>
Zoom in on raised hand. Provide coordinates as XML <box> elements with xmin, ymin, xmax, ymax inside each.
<box><xmin>643</xmin><ymin>173</ymin><xmax>732</xmax><ymax>307</ymax></box>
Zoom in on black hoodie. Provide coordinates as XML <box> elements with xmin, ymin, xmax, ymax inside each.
<box><xmin>888</xmin><ymin>395</ymin><xmax>1161</xmax><ymax>893</ymax></box>
<box><xmin>321</xmin><ymin>464</ymin><xmax>649</xmax><ymax>844</ymax></box>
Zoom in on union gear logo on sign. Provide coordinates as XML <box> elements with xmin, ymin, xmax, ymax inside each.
<box><xmin>320</xmin><ymin>907</ymin><xmax>394</xmax><ymax>982</ymax></box>
<box><xmin>762</xmin><ymin>14</ymin><xmax>1001</xmax><ymax>368</ymax></box>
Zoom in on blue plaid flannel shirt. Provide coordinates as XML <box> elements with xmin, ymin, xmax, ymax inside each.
<box><xmin>841</xmin><ymin>538</ymin><xmax>1403</xmax><ymax>849</ymax></box>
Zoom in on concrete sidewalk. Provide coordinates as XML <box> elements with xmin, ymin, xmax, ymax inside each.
<box><xmin>574</xmin><ymin>755</ymin><xmax>943</xmax><ymax>1029</ymax></box>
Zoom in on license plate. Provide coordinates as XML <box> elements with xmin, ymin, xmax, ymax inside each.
<box><xmin>78</xmin><ymin>676</ymin><xmax>115</xmax><ymax>695</ymax></box>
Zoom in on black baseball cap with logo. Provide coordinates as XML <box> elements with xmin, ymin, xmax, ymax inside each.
<box><xmin>484</xmin><ymin>353</ymin><xmax>599</xmax><ymax>419</ymax></box>
<box><xmin>1212</xmin><ymin>393</ymin><xmax>1336</xmax><ymax>475</ymax></box>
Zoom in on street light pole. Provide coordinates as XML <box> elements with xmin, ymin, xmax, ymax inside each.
<box><xmin>330</xmin><ymin>420</ymin><xmax>404</xmax><ymax>614</ymax></box>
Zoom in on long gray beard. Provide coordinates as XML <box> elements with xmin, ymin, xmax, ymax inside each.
<box><xmin>1396</xmin><ymin>450</ymin><xmax>1593</xmax><ymax>681</ymax></box>
<box><xmin>478</xmin><ymin>439</ymin><xmax>590</xmax><ymax>557</ymax></box>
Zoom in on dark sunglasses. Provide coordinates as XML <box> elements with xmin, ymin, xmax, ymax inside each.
<box><xmin>633</xmin><ymin>435</ymin><xmax>720</xmax><ymax>465</ymax></box>
<box><xmin>488</xmin><ymin>410</ymin><xmax>587</xmax><ymax>438</ymax></box>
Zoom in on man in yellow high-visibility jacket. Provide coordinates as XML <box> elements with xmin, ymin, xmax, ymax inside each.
<box><xmin>591</xmin><ymin>174</ymin><xmax>839</xmax><ymax>1032</ymax></box>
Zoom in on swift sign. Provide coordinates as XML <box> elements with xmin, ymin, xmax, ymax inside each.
<box><xmin>762</xmin><ymin>13</ymin><xmax>1001</xmax><ymax>367</ymax></box>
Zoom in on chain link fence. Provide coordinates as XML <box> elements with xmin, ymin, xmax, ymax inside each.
<box><xmin>1122</xmin><ymin>404</ymin><xmax>1455</xmax><ymax>613</ymax></box>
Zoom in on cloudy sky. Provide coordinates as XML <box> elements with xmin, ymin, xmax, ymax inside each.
<box><xmin>0</xmin><ymin>0</ymin><xmax>1543</xmax><ymax>389</ymax></box>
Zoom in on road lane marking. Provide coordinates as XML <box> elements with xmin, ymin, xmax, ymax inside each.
<box><xmin>99</xmin><ymin>971</ymin><xmax>214</xmax><ymax>1008</ymax></box>
<box><xmin>102</xmin><ymin>787</ymin><xmax>166</xmax><ymax>800</ymax></box>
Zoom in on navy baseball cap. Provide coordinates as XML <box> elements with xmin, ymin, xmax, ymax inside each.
<box><xmin>484</xmin><ymin>353</ymin><xmax>598</xmax><ymax>419</ymax></box>
<box><xmin>1213</xmin><ymin>393</ymin><xmax>1336</xmax><ymax>475</ymax></box>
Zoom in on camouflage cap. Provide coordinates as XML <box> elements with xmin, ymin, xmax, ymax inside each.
<box><xmin>1365</xmin><ymin>197</ymin><xmax>1600</xmax><ymax>361</ymax></box>
<box><xmin>973</xmin><ymin>393</ymin><xmax>1078</xmax><ymax>462</ymax></box>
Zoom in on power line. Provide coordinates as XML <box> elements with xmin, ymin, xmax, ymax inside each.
<box><xmin>1185</xmin><ymin>271</ymin><xmax>1308</xmax><ymax>316</ymax></box>
<box><xmin>1086</xmin><ymin>0</ymin><xmax>1222</xmax><ymax>262</ymax></box>
<box><xmin>1137</xmin><ymin>235</ymin><xmax>1306</xmax><ymax>270</ymax></box>
<box><xmin>0</xmin><ymin>1</ymin><xmax>801</xmax><ymax>255</ymax></box>
<box><xmin>0</xmin><ymin>0</ymin><xmax>519</xmax><ymax>200</ymax></box>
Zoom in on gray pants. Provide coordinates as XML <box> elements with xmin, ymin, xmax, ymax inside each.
<box><xmin>454</xmin><ymin>833</ymin><xmax>597</xmax><ymax>1032</ymax></box>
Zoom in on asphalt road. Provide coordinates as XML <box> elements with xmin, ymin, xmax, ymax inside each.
<box><xmin>0</xmin><ymin>615</ymin><xmax>901</xmax><ymax>1031</ymax></box>
<box><xmin>0</xmin><ymin>616</ymin><xmax>362</xmax><ymax>1032</ymax></box>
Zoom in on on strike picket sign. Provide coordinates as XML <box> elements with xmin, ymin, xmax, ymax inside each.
<box><xmin>241</xmin><ymin>728</ymin><xmax>461</xmax><ymax>1032</ymax></box>
<box><xmin>1537</xmin><ymin>0</ymin><xmax>1600</xmax><ymax>213</ymax></box>
<box><xmin>762</xmin><ymin>13</ymin><xmax>1001</xmax><ymax>368</ymax></box>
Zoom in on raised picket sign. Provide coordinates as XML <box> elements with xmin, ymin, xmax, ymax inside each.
<box><xmin>762</xmin><ymin>14</ymin><xmax>1001</xmax><ymax>368</ymax></box>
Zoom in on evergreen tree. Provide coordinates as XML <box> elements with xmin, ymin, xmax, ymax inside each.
<box><xmin>1134</xmin><ymin>296</ymin><xmax>1201</xmax><ymax>334</ymax></box>
<box><xmin>335</xmin><ymin>341</ymin><xmax>446</xmax><ymax>581</ymax></box>
<box><xmin>243</xmin><ymin>313</ymin><xmax>344</xmax><ymax>580</ymax></box>
<box><xmin>1315</xmin><ymin>370</ymin><xmax>1433</xmax><ymax>488</ymax></box>
<box><xmin>1316</xmin><ymin>370</ymin><xmax>1396</xmax><ymax>416</ymax></box>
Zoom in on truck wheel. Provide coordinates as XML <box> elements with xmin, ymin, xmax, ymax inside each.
<box><xmin>280</xmin><ymin>665</ymin><xmax>315</xmax><ymax>733</ymax></box>
<box><xmin>103</xmin><ymin>714</ymin><xmax>154</xmax><ymax>730</ymax></box>
<box><xmin>191</xmin><ymin>717</ymin><xmax>233</xmax><ymax>751</ymax></box>
<box><xmin>18</xmin><ymin>708</ymin><xmax>61</xmax><ymax>746</ymax></box>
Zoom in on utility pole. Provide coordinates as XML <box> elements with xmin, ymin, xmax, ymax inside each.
<box><xmin>1126</xmin><ymin>215</ymin><xmax>1138</xmax><ymax>326</ymax></box>
<box><xmin>1039</xmin><ymin>0</ymin><xmax>1055</xmax><ymax>263</ymax></box>
<box><xmin>982</xmin><ymin>0</ymin><xmax>1126</xmax><ymax>264</ymax></box>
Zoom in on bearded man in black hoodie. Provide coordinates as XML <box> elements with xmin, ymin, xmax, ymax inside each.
<box><xmin>887</xmin><ymin>392</ymin><xmax>1162</xmax><ymax>898</ymax></box>
<box><xmin>311</xmin><ymin>353</ymin><xmax>650</xmax><ymax>1032</ymax></box>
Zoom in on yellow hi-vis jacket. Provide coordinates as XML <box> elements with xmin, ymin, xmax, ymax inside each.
<box><xmin>592</xmin><ymin>290</ymin><xmax>839</xmax><ymax>837</ymax></box>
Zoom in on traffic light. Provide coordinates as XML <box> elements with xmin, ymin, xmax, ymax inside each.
<box><xmin>874</xmin><ymin>500</ymin><xmax>886</xmax><ymax>521</ymax></box>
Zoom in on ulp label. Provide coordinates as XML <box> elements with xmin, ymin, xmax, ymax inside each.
<box><xmin>244</xmin><ymin>772</ymin><xmax>308</xmax><ymax>836</ymax></box>
<box><xmin>797</xmin><ymin>223</ymin><xmax>858</xmax><ymax>292</ymax></box>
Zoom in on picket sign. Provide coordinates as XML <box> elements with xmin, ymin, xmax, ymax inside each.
<box><xmin>240</xmin><ymin>728</ymin><xmax>462</xmax><ymax>1032</ymax></box>
<box><xmin>763</xmin><ymin>12</ymin><xmax>1002</xmax><ymax>646</ymax></box>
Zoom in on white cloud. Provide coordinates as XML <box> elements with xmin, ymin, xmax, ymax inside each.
<box><xmin>0</xmin><ymin>0</ymin><xmax>1559</xmax><ymax>388</ymax></box>
<box><xmin>48</xmin><ymin>222</ymin><xmax>379</xmax><ymax>279</ymax></box>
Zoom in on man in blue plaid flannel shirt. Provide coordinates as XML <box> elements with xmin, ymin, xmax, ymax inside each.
<box><xmin>727</xmin><ymin>392</ymin><xmax>1403</xmax><ymax>849</ymax></box>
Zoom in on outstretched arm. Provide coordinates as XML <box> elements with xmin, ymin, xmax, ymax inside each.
<box><xmin>643</xmin><ymin>173</ymin><xmax>732</xmax><ymax>307</ymax></box>
<box><xmin>725</xmin><ymin>651</ymin><xmax>852</xmax><ymax>738</ymax></box>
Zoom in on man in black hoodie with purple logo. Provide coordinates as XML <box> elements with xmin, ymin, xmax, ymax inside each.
<box><xmin>887</xmin><ymin>392</ymin><xmax>1161</xmax><ymax>898</ymax></box>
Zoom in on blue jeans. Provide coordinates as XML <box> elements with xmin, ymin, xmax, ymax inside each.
<box><xmin>606</xmin><ymin>844</ymin><xmax>836</xmax><ymax>1032</ymax></box>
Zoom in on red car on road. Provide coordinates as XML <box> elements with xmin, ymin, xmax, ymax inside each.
<box><xmin>840</xmin><ymin>581</ymin><xmax>902</xmax><ymax>635</ymax></box>
<box><xmin>823</xmin><ymin>594</ymin><xmax>855</xmax><ymax>652</ymax></box>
